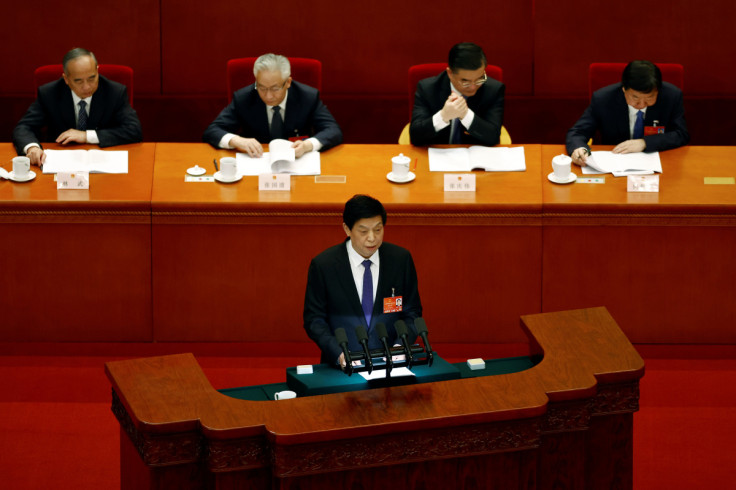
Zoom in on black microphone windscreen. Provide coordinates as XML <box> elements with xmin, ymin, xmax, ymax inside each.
<box><xmin>415</xmin><ymin>318</ymin><xmax>428</xmax><ymax>334</ymax></box>
<box><xmin>395</xmin><ymin>320</ymin><xmax>408</xmax><ymax>336</ymax></box>
<box><xmin>335</xmin><ymin>328</ymin><xmax>348</xmax><ymax>345</ymax></box>
<box><xmin>376</xmin><ymin>322</ymin><xmax>388</xmax><ymax>339</ymax></box>
<box><xmin>355</xmin><ymin>325</ymin><xmax>368</xmax><ymax>341</ymax></box>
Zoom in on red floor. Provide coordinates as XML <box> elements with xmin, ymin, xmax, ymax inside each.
<box><xmin>0</xmin><ymin>345</ymin><xmax>734</xmax><ymax>489</ymax></box>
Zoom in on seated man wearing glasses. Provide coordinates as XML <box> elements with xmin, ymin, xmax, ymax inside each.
<box><xmin>203</xmin><ymin>53</ymin><xmax>342</xmax><ymax>158</ymax></box>
<box><xmin>410</xmin><ymin>42</ymin><xmax>505</xmax><ymax>146</ymax></box>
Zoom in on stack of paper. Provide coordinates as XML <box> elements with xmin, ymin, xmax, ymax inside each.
<box><xmin>428</xmin><ymin>146</ymin><xmax>526</xmax><ymax>172</ymax></box>
<box><xmin>236</xmin><ymin>139</ymin><xmax>321</xmax><ymax>176</ymax></box>
<box><xmin>582</xmin><ymin>151</ymin><xmax>662</xmax><ymax>177</ymax></box>
<box><xmin>42</xmin><ymin>149</ymin><xmax>129</xmax><ymax>174</ymax></box>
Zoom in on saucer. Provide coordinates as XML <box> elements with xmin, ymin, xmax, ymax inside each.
<box><xmin>387</xmin><ymin>171</ymin><xmax>416</xmax><ymax>184</ymax></box>
<box><xmin>9</xmin><ymin>170</ymin><xmax>36</xmax><ymax>183</ymax></box>
<box><xmin>547</xmin><ymin>171</ymin><xmax>576</xmax><ymax>184</ymax></box>
<box><xmin>187</xmin><ymin>165</ymin><xmax>206</xmax><ymax>176</ymax></box>
<box><xmin>214</xmin><ymin>171</ymin><xmax>242</xmax><ymax>183</ymax></box>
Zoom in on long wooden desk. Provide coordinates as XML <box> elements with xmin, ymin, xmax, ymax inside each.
<box><xmin>0</xmin><ymin>143</ymin><xmax>154</xmax><ymax>341</ymax></box>
<box><xmin>106</xmin><ymin>307</ymin><xmax>644</xmax><ymax>490</ymax></box>
<box><xmin>2</xmin><ymin>143</ymin><xmax>735</xmax><ymax>345</ymax></box>
<box><xmin>541</xmin><ymin>145</ymin><xmax>736</xmax><ymax>343</ymax></box>
<box><xmin>151</xmin><ymin>143</ymin><xmax>542</xmax><ymax>345</ymax></box>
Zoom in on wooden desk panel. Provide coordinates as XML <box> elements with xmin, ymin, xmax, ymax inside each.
<box><xmin>0</xmin><ymin>143</ymin><xmax>154</xmax><ymax>341</ymax></box>
<box><xmin>151</xmin><ymin>144</ymin><xmax>543</xmax><ymax>343</ymax></box>
<box><xmin>107</xmin><ymin>307</ymin><xmax>644</xmax><ymax>490</ymax></box>
<box><xmin>541</xmin><ymin>145</ymin><xmax>736</xmax><ymax>343</ymax></box>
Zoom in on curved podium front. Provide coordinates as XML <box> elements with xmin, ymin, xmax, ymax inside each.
<box><xmin>106</xmin><ymin>307</ymin><xmax>644</xmax><ymax>490</ymax></box>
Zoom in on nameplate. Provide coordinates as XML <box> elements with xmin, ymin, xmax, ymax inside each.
<box><xmin>704</xmin><ymin>177</ymin><xmax>735</xmax><ymax>185</ymax></box>
<box><xmin>315</xmin><ymin>175</ymin><xmax>346</xmax><ymax>184</ymax></box>
<box><xmin>57</xmin><ymin>172</ymin><xmax>89</xmax><ymax>190</ymax></box>
<box><xmin>576</xmin><ymin>177</ymin><xmax>605</xmax><ymax>184</ymax></box>
<box><xmin>259</xmin><ymin>173</ymin><xmax>291</xmax><ymax>191</ymax></box>
<box><xmin>627</xmin><ymin>174</ymin><xmax>659</xmax><ymax>193</ymax></box>
<box><xmin>444</xmin><ymin>173</ymin><xmax>476</xmax><ymax>192</ymax></box>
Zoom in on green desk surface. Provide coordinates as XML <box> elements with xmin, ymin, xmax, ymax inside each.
<box><xmin>220</xmin><ymin>355</ymin><xmax>537</xmax><ymax>401</ymax></box>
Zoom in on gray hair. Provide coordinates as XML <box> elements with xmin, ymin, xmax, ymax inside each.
<box><xmin>63</xmin><ymin>48</ymin><xmax>98</xmax><ymax>74</ymax></box>
<box><xmin>253</xmin><ymin>54</ymin><xmax>291</xmax><ymax>79</ymax></box>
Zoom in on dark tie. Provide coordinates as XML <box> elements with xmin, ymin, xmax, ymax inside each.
<box><xmin>271</xmin><ymin>106</ymin><xmax>284</xmax><ymax>139</ymax></box>
<box><xmin>633</xmin><ymin>110</ymin><xmax>644</xmax><ymax>139</ymax></box>
<box><xmin>77</xmin><ymin>100</ymin><xmax>88</xmax><ymax>131</ymax></box>
<box><xmin>450</xmin><ymin>118</ymin><xmax>462</xmax><ymax>144</ymax></box>
<box><xmin>361</xmin><ymin>259</ymin><xmax>373</xmax><ymax>327</ymax></box>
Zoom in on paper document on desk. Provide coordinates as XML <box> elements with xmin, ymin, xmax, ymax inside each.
<box><xmin>359</xmin><ymin>367</ymin><xmax>415</xmax><ymax>380</ymax></box>
<box><xmin>582</xmin><ymin>151</ymin><xmax>662</xmax><ymax>176</ymax></box>
<box><xmin>236</xmin><ymin>139</ymin><xmax>321</xmax><ymax>176</ymax></box>
<box><xmin>42</xmin><ymin>149</ymin><xmax>128</xmax><ymax>174</ymax></box>
<box><xmin>428</xmin><ymin>146</ymin><xmax>526</xmax><ymax>172</ymax></box>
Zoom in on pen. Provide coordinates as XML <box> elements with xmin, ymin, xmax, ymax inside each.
<box><xmin>213</xmin><ymin>158</ymin><xmax>218</xmax><ymax>171</ymax></box>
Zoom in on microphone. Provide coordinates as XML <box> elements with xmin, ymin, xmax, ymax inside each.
<box><xmin>334</xmin><ymin>328</ymin><xmax>353</xmax><ymax>375</ymax></box>
<box><xmin>354</xmin><ymin>325</ymin><xmax>373</xmax><ymax>374</ymax></box>
<box><xmin>415</xmin><ymin>318</ymin><xmax>433</xmax><ymax>366</ymax></box>
<box><xmin>394</xmin><ymin>320</ymin><xmax>414</xmax><ymax>368</ymax></box>
<box><xmin>375</xmin><ymin>322</ymin><xmax>393</xmax><ymax>376</ymax></box>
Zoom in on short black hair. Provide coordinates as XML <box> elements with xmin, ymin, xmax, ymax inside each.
<box><xmin>448</xmin><ymin>42</ymin><xmax>487</xmax><ymax>72</ymax></box>
<box><xmin>343</xmin><ymin>195</ymin><xmax>387</xmax><ymax>230</ymax></box>
<box><xmin>63</xmin><ymin>48</ymin><xmax>97</xmax><ymax>74</ymax></box>
<box><xmin>622</xmin><ymin>60</ymin><xmax>662</xmax><ymax>93</ymax></box>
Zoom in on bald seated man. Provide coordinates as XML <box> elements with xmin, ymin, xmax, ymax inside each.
<box><xmin>13</xmin><ymin>47</ymin><xmax>142</xmax><ymax>166</ymax></box>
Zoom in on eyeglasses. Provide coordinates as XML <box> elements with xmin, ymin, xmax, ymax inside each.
<box><xmin>255</xmin><ymin>80</ymin><xmax>288</xmax><ymax>94</ymax></box>
<box><xmin>459</xmin><ymin>73</ymin><xmax>487</xmax><ymax>88</ymax></box>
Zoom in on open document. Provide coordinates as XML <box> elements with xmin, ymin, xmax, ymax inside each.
<box><xmin>428</xmin><ymin>146</ymin><xmax>526</xmax><ymax>172</ymax></box>
<box><xmin>236</xmin><ymin>139</ymin><xmax>321</xmax><ymax>176</ymax></box>
<box><xmin>582</xmin><ymin>151</ymin><xmax>662</xmax><ymax>177</ymax></box>
<box><xmin>42</xmin><ymin>149</ymin><xmax>128</xmax><ymax>174</ymax></box>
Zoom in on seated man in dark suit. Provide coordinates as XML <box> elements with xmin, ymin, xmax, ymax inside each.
<box><xmin>203</xmin><ymin>53</ymin><xmax>342</xmax><ymax>158</ymax></box>
<box><xmin>303</xmin><ymin>195</ymin><xmax>422</xmax><ymax>367</ymax></box>
<box><xmin>12</xmin><ymin>47</ymin><xmax>143</xmax><ymax>166</ymax></box>
<box><xmin>410</xmin><ymin>42</ymin><xmax>505</xmax><ymax>146</ymax></box>
<box><xmin>567</xmin><ymin>60</ymin><xmax>689</xmax><ymax>166</ymax></box>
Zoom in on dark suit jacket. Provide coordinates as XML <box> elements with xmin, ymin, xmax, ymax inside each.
<box><xmin>410</xmin><ymin>71</ymin><xmax>505</xmax><ymax>146</ymax></box>
<box><xmin>12</xmin><ymin>76</ymin><xmax>142</xmax><ymax>155</ymax></box>
<box><xmin>303</xmin><ymin>241</ymin><xmax>422</xmax><ymax>364</ymax></box>
<box><xmin>202</xmin><ymin>81</ymin><xmax>342</xmax><ymax>151</ymax></box>
<box><xmin>566</xmin><ymin>82</ymin><xmax>689</xmax><ymax>155</ymax></box>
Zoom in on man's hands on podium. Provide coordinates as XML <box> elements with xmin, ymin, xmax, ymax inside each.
<box><xmin>56</xmin><ymin>129</ymin><xmax>88</xmax><ymax>145</ymax></box>
<box><xmin>230</xmin><ymin>136</ymin><xmax>264</xmax><ymax>158</ymax></box>
<box><xmin>440</xmin><ymin>92</ymin><xmax>468</xmax><ymax>124</ymax></box>
<box><xmin>26</xmin><ymin>146</ymin><xmax>46</xmax><ymax>166</ymax></box>
<box><xmin>613</xmin><ymin>139</ymin><xmax>646</xmax><ymax>154</ymax></box>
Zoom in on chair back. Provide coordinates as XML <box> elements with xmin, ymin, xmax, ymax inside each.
<box><xmin>408</xmin><ymin>63</ymin><xmax>503</xmax><ymax>117</ymax></box>
<box><xmin>589</xmin><ymin>62</ymin><xmax>684</xmax><ymax>97</ymax></box>
<box><xmin>226</xmin><ymin>57</ymin><xmax>322</xmax><ymax>102</ymax></box>
<box><xmin>33</xmin><ymin>64</ymin><xmax>134</xmax><ymax>106</ymax></box>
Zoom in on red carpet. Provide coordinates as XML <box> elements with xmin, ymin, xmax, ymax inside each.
<box><xmin>1</xmin><ymin>344</ymin><xmax>734</xmax><ymax>489</ymax></box>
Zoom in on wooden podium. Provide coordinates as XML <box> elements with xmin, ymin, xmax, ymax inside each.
<box><xmin>106</xmin><ymin>307</ymin><xmax>644</xmax><ymax>490</ymax></box>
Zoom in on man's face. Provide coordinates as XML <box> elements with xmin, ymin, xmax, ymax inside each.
<box><xmin>255</xmin><ymin>69</ymin><xmax>291</xmax><ymax>106</ymax></box>
<box><xmin>343</xmin><ymin>216</ymin><xmax>384</xmax><ymax>259</ymax></box>
<box><xmin>63</xmin><ymin>56</ymin><xmax>99</xmax><ymax>99</ymax></box>
<box><xmin>447</xmin><ymin>66</ymin><xmax>486</xmax><ymax>97</ymax></box>
<box><xmin>623</xmin><ymin>87</ymin><xmax>658</xmax><ymax>110</ymax></box>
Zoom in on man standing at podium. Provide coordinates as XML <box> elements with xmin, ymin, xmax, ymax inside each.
<box><xmin>567</xmin><ymin>60</ymin><xmax>689</xmax><ymax>166</ymax></box>
<box><xmin>304</xmin><ymin>195</ymin><xmax>422</xmax><ymax>367</ymax></box>
<box><xmin>12</xmin><ymin>47</ymin><xmax>142</xmax><ymax>166</ymax></box>
<box><xmin>410</xmin><ymin>42</ymin><xmax>505</xmax><ymax>146</ymax></box>
<box><xmin>203</xmin><ymin>53</ymin><xmax>342</xmax><ymax>159</ymax></box>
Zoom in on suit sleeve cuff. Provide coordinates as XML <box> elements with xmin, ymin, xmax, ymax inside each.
<box><xmin>432</xmin><ymin>111</ymin><xmax>450</xmax><ymax>132</ymax></box>
<box><xmin>220</xmin><ymin>133</ymin><xmax>235</xmax><ymax>149</ymax></box>
<box><xmin>460</xmin><ymin>109</ymin><xmax>474</xmax><ymax>128</ymax></box>
<box><xmin>86</xmin><ymin>130</ymin><xmax>99</xmax><ymax>145</ymax></box>
<box><xmin>307</xmin><ymin>137</ymin><xmax>322</xmax><ymax>152</ymax></box>
<box><xmin>23</xmin><ymin>143</ymin><xmax>41</xmax><ymax>154</ymax></box>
